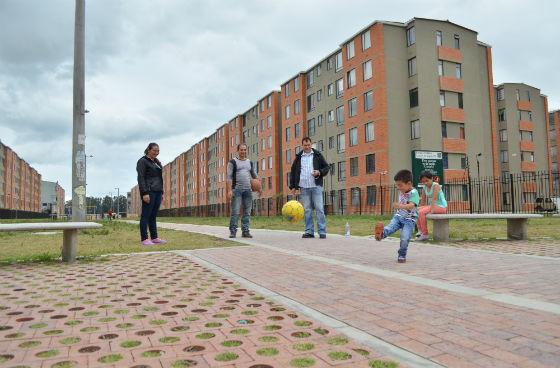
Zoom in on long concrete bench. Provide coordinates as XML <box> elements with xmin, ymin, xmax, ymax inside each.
<box><xmin>426</xmin><ymin>213</ymin><xmax>543</xmax><ymax>242</ymax></box>
<box><xmin>0</xmin><ymin>222</ymin><xmax>102</xmax><ymax>262</ymax></box>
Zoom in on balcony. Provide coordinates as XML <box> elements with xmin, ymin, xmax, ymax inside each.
<box><xmin>521</xmin><ymin>161</ymin><xmax>537</xmax><ymax>172</ymax></box>
<box><xmin>444</xmin><ymin>169</ymin><xmax>467</xmax><ymax>181</ymax></box>
<box><xmin>442</xmin><ymin>138</ymin><xmax>467</xmax><ymax>153</ymax></box>
<box><xmin>519</xmin><ymin>140</ymin><xmax>534</xmax><ymax>152</ymax></box>
<box><xmin>441</xmin><ymin>107</ymin><xmax>465</xmax><ymax>123</ymax></box>
<box><xmin>517</xmin><ymin>100</ymin><xmax>532</xmax><ymax>111</ymax></box>
<box><xmin>438</xmin><ymin>46</ymin><xmax>462</xmax><ymax>63</ymax></box>
<box><xmin>519</xmin><ymin>120</ymin><xmax>534</xmax><ymax>131</ymax></box>
<box><xmin>439</xmin><ymin>76</ymin><xmax>464</xmax><ymax>93</ymax></box>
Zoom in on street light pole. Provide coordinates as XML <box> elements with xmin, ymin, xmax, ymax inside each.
<box><xmin>114</xmin><ymin>187</ymin><xmax>120</xmax><ymax>217</ymax></box>
<box><xmin>71</xmin><ymin>0</ymin><xmax>86</xmax><ymax>222</ymax></box>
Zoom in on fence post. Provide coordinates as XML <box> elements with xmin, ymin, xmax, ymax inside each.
<box><xmin>380</xmin><ymin>186</ymin><xmax>384</xmax><ymax>215</ymax></box>
<box><xmin>510</xmin><ymin>173</ymin><xmax>515</xmax><ymax>213</ymax></box>
<box><xmin>468</xmin><ymin>174</ymin><xmax>473</xmax><ymax>214</ymax></box>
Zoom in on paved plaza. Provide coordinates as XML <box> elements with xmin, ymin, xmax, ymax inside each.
<box><xmin>1</xmin><ymin>222</ymin><xmax>559</xmax><ymax>367</ymax></box>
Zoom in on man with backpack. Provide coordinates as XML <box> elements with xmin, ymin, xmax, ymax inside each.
<box><xmin>227</xmin><ymin>143</ymin><xmax>259</xmax><ymax>238</ymax></box>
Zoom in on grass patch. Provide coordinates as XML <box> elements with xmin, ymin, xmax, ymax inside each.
<box><xmin>51</xmin><ymin>361</ymin><xmax>78</xmax><ymax>368</ymax></box>
<box><xmin>230</xmin><ymin>328</ymin><xmax>249</xmax><ymax>335</ymax></box>
<box><xmin>369</xmin><ymin>360</ymin><xmax>399</xmax><ymax>368</ymax></box>
<box><xmin>36</xmin><ymin>349</ymin><xmax>59</xmax><ymax>358</ymax></box>
<box><xmin>328</xmin><ymin>351</ymin><xmax>352</xmax><ymax>360</ymax></box>
<box><xmin>141</xmin><ymin>350</ymin><xmax>164</xmax><ymax>357</ymax></box>
<box><xmin>327</xmin><ymin>336</ymin><xmax>349</xmax><ymax>345</ymax></box>
<box><xmin>159</xmin><ymin>336</ymin><xmax>180</xmax><ymax>344</ymax></box>
<box><xmin>256</xmin><ymin>347</ymin><xmax>279</xmax><ymax>356</ymax></box>
<box><xmin>293</xmin><ymin>342</ymin><xmax>315</xmax><ymax>351</ymax></box>
<box><xmin>171</xmin><ymin>360</ymin><xmax>197</xmax><ymax>368</ymax></box>
<box><xmin>259</xmin><ymin>336</ymin><xmax>279</xmax><ymax>343</ymax></box>
<box><xmin>19</xmin><ymin>340</ymin><xmax>41</xmax><ymax>348</ymax></box>
<box><xmin>0</xmin><ymin>220</ymin><xmax>240</xmax><ymax>264</ymax></box>
<box><xmin>290</xmin><ymin>357</ymin><xmax>315</xmax><ymax>367</ymax></box>
<box><xmin>221</xmin><ymin>340</ymin><xmax>243</xmax><ymax>347</ymax></box>
<box><xmin>59</xmin><ymin>337</ymin><xmax>81</xmax><ymax>345</ymax></box>
<box><xmin>120</xmin><ymin>340</ymin><xmax>142</xmax><ymax>348</ymax></box>
<box><xmin>294</xmin><ymin>320</ymin><xmax>313</xmax><ymax>327</ymax></box>
<box><xmin>97</xmin><ymin>354</ymin><xmax>123</xmax><ymax>363</ymax></box>
<box><xmin>214</xmin><ymin>352</ymin><xmax>238</xmax><ymax>362</ymax></box>
<box><xmin>195</xmin><ymin>332</ymin><xmax>215</xmax><ymax>340</ymax></box>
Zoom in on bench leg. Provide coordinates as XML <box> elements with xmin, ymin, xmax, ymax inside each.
<box><xmin>507</xmin><ymin>219</ymin><xmax>527</xmax><ymax>240</ymax></box>
<box><xmin>62</xmin><ymin>229</ymin><xmax>78</xmax><ymax>262</ymax></box>
<box><xmin>432</xmin><ymin>219</ymin><xmax>449</xmax><ymax>242</ymax></box>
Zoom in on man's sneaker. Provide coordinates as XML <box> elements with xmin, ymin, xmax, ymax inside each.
<box><xmin>415</xmin><ymin>233</ymin><xmax>422</xmax><ymax>239</ymax></box>
<box><xmin>398</xmin><ymin>256</ymin><xmax>406</xmax><ymax>263</ymax></box>
<box><xmin>241</xmin><ymin>231</ymin><xmax>253</xmax><ymax>238</ymax></box>
<box><xmin>151</xmin><ymin>238</ymin><xmax>167</xmax><ymax>244</ymax></box>
<box><xmin>229</xmin><ymin>232</ymin><xmax>236</xmax><ymax>238</ymax></box>
<box><xmin>141</xmin><ymin>239</ymin><xmax>155</xmax><ymax>246</ymax></box>
<box><xmin>417</xmin><ymin>234</ymin><xmax>430</xmax><ymax>241</ymax></box>
<box><xmin>302</xmin><ymin>233</ymin><xmax>315</xmax><ymax>238</ymax></box>
<box><xmin>374</xmin><ymin>222</ymin><xmax>384</xmax><ymax>241</ymax></box>
<box><xmin>319</xmin><ymin>234</ymin><xmax>326</xmax><ymax>239</ymax></box>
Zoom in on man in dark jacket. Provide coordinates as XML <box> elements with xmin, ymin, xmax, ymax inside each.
<box><xmin>290</xmin><ymin>137</ymin><xmax>330</xmax><ymax>238</ymax></box>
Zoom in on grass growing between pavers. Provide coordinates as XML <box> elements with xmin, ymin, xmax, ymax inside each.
<box><xmin>0</xmin><ymin>220</ymin><xmax>239</xmax><ymax>264</ymax></box>
<box><xmin>159</xmin><ymin>215</ymin><xmax>560</xmax><ymax>240</ymax></box>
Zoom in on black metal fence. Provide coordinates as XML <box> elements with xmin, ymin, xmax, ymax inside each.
<box><xmin>0</xmin><ymin>208</ymin><xmax>50</xmax><ymax>219</ymax></box>
<box><xmin>159</xmin><ymin>171</ymin><xmax>560</xmax><ymax>217</ymax></box>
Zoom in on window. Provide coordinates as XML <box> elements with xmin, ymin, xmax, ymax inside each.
<box><xmin>461</xmin><ymin>155</ymin><xmax>467</xmax><ymax>169</ymax></box>
<box><xmin>338</xmin><ymin>161</ymin><xmax>346</xmax><ymax>181</ymax></box>
<box><xmin>352</xmin><ymin>188</ymin><xmax>360</xmax><ymax>207</ymax></box>
<box><xmin>336</xmin><ymin>78</ymin><xmax>344</xmax><ymax>98</ymax></box>
<box><xmin>328</xmin><ymin>110</ymin><xmax>335</xmax><ymax>122</ymax></box>
<box><xmin>268</xmin><ymin>135</ymin><xmax>272</xmax><ymax>148</ymax></box>
<box><xmin>454</xmin><ymin>34</ymin><xmax>460</xmax><ymax>49</ymax></box>
<box><xmin>438</xmin><ymin>60</ymin><xmax>444</xmax><ymax>76</ymax></box>
<box><xmin>347</xmin><ymin>40</ymin><xmax>355</xmax><ymax>59</ymax></box>
<box><xmin>409</xmin><ymin>88</ymin><xmax>419</xmax><ymax>108</ymax></box>
<box><xmin>327</xmin><ymin>57</ymin><xmax>334</xmax><ymax>70</ymax></box>
<box><xmin>367</xmin><ymin>185</ymin><xmax>377</xmax><ymax>205</ymax></box>
<box><xmin>294</xmin><ymin>100</ymin><xmax>300</xmax><ymax>114</ymax></box>
<box><xmin>526</xmin><ymin>90</ymin><xmax>531</xmax><ymax>101</ymax></box>
<box><xmin>349</xmin><ymin>127</ymin><xmax>358</xmax><ymax>146</ymax></box>
<box><xmin>516</xmin><ymin>89</ymin><xmax>520</xmax><ymax>101</ymax></box>
<box><xmin>500</xmin><ymin>150</ymin><xmax>509</xmax><ymax>163</ymax></box>
<box><xmin>261</xmin><ymin>158</ymin><xmax>266</xmax><ymax>171</ymax></box>
<box><xmin>317</xmin><ymin>64</ymin><xmax>321</xmax><ymax>76</ymax></box>
<box><xmin>455</xmin><ymin>63</ymin><xmax>462</xmax><ymax>79</ymax></box>
<box><xmin>363</xmin><ymin>60</ymin><xmax>373</xmax><ymax>80</ymax></box>
<box><xmin>498</xmin><ymin>109</ymin><xmax>506</xmax><ymax>122</ymax></box>
<box><xmin>268</xmin><ymin>177</ymin><xmax>272</xmax><ymax>190</ymax></box>
<box><xmin>295</xmin><ymin>145</ymin><xmax>301</xmax><ymax>154</ymax></box>
<box><xmin>327</xmin><ymin>83</ymin><xmax>334</xmax><ymax>96</ymax></box>
<box><xmin>497</xmin><ymin>88</ymin><xmax>505</xmax><ymax>101</ymax></box>
<box><xmin>260</xmin><ymin>119</ymin><xmax>264</xmax><ymax>132</ymax></box>
<box><xmin>307</xmin><ymin>94</ymin><xmax>315</xmax><ymax>112</ymax></box>
<box><xmin>317</xmin><ymin>114</ymin><xmax>323</xmax><ymax>126</ymax></box>
<box><xmin>366</xmin><ymin>153</ymin><xmax>375</xmax><ymax>174</ymax></box>
<box><xmin>350</xmin><ymin>157</ymin><xmax>358</xmax><ymax>176</ymax></box>
<box><xmin>522</xmin><ymin>151</ymin><xmax>534</xmax><ymax>162</ymax></box>
<box><xmin>408</xmin><ymin>58</ymin><xmax>417</xmax><ymax>77</ymax></box>
<box><xmin>411</xmin><ymin>120</ymin><xmax>420</xmax><ymax>139</ymax></box>
<box><xmin>268</xmin><ymin>156</ymin><xmax>273</xmax><ymax>170</ymax></box>
<box><xmin>406</xmin><ymin>27</ymin><xmax>416</xmax><ymax>46</ymax></box>
<box><xmin>328</xmin><ymin>136</ymin><xmax>334</xmax><ymax>149</ymax></box>
<box><xmin>365</xmin><ymin>122</ymin><xmax>375</xmax><ymax>142</ymax></box>
<box><xmin>261</xmin><ymin>138</ymin><xmax>265</xmax><ymax>151</ymax></box>
<box><xmin>294</xmin><ymin>77</ymin><xmax>299</xmax><ymax>91</ymax></box>
<box><xmin>459</xmin><ymin>123</ymin><xmax>465</xmax><ymax>139</ymax></box>
<box><xmin>308</xmin><ymin>118</ymin><xmax>316</xmax><ymax>136</ymax></box>
<box><xmin>285</xmin><ymin>82</ymin><xmax>291</xmax><ymax>97</ymax></box>
<box><xmin>336</xmin><ymin>105</ymin><xmax>344</xmax><ymax>125</ymax></box>
<box><xmin>285</xmin><ymin>105</ymin><xmax>291</xmax><ymax>119</ymax></box>
<box><xmin>285</xmin><ymin>127</ymin><xmax>291</xmax><ymax>142</ymax></box>
<box><xmin>295</xmin><ymin>122</ymin><xmax>301</xmax><ymax>138</ymax></box>
<box><xmin>443</xmin><ymin>153</ymin><xmax>449</xmax><ymax>169</ymax></box>
<box><xmin>317</xmin><ymin>140</ymin><xmax>323</xmax><ymax>151</ymax></box>
<box><xmin>335</xmin><ymin>52</ymin><xmax>343</xmax><ymax>71</ymax></box>
<box><xmin>362</xmin><ymin>30</ymin><xmax>371</xmax><ymax>50</ymax></box>
<box><xmin>458</xmin><ymin>93</ymin><xmax>464</xmax><ymax>109</ymax></box>
<box><xmin>440</xmin><ymin>92</ymin><xmax>445</xmax><ymax>107</ymax></box>
<box><xmin>267</xmin><ymin>115</ymin><xmax>272</xmax><ymax>128</ymax></box>
<box><xmin>337</xmin><ymin>133</ymin><xmax>345</xmax><ymax>153</ymax></box>
<box><xmin>286</xmin><ymin>149</ymin><xmax>292</xmax><ymax>163</ymax></box>
<box><xmin>520</xmin><ymin>130</ymin><xmax>533</xmax><ymax>141</ymax></box>
<box><xmin>364</xmin><ymin>90</ymin><xmax>373</xmax><ymax>111</ymax></box>
<box><xmin>307</xmin><ymin>70</ymin><xmax>314</xmax><ymax>87</ymax></box>
<box><xmin>348</xmin><ymin>98</ymin><xmax>357</xmax><ymax>117</ymax></box>
<box><xmin>436</xmin><ymin>30</ymin><xmax>442</xmax><ymax>46</ymax></box>
<box><xmin>528</xmin><ymin>111</ymin><xmax>533</xmax><ymax>121</ymax></box>
<box><xmin>518</xmin><ymin>110</ymin><xmax>522</xmax><ymax>121</ymax></box>
<box><xmin>347</xmin><ymin>69</ymin><xmax>356</xmax><ymax>88</ymax></box>
<box><xmin>267</xmin><ymin>95</ymin><xmax>272</xmax><ymax>107</ymax></box>
<box><xmin>441</xmin><ymin>122</ymin><xmax>447</xmax><ymax>138</ymax></box>
<box><xmin>317</xmin><ymin>88</ymin><xmax>322</xmax><ymax>102</ymax></box>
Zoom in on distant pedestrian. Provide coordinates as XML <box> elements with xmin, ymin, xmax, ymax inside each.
<box><xmin>374</xmin><ymin>169</ymin><xmax>420</xmax><ymax>263</ymax></box>
<box><xmin>107</xmin><ymin>209</ymin><xmax>113</xmax><ymax>221</ymax></box>
<box><xmin>227</xmin><ymin>143</ymin><xmax>259</xmax><ymax>238</ymax></box>
<box><xmin>137</xmin><ymin>142</ymin><xmax>167</xmax><ymax>246</ymax></box>
<box><xmin>416</xmin><ymin>170</ymin><xmax>447</xmax><ymax>241</ymax></box>
<box><xmin>289</xmin><ymin>137</ymin><xmax>330</xmax><ymax>239</ymax></box>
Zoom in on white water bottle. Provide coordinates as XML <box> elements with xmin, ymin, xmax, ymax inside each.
<box><xmin>345</xmin><ymin>222</ymin><xmax>350</xmax><ymax>238</ymax></box>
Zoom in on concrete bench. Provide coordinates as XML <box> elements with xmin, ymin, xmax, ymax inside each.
<box><xmin>0</xmin><ymin>222</ymin><xmax>102</xmax><ymax>262</ymax></box>
<box><xmin>426</xmin><ymin>213</ymin><xmax>543</xmax><ymax>242</ymax></box>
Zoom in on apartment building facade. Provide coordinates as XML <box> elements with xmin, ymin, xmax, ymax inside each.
<box><xmin>550</xmin><ymin>110</ymin><xmax>560</xmax><ymax>192</ymax></box>
<box><xmin>41</xmin><ymin>180</ymin><xmax>65</xmax><ymax>217</ymax></box>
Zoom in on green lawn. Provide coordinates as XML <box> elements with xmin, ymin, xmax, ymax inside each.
<box><xmin>158</xmin><ymin>215</ymin><xmax>560</xmax><ymax>241</ymax></box>
<box><xmin>0</xmin><ymin>221</ymin><xmax>239</xmax><ymax>264</ymax></box>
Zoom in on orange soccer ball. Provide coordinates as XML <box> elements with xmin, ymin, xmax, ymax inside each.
<box><xmin>250</xmin><ymin>178</ymin><xmax>262</xmax><ymax>192</ymax></box>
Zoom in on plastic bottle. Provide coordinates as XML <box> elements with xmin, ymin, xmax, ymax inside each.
<box><xmin>345</xmin><ymin>222</ymin><xmax>350</xmax><ymax>238</ymax></box>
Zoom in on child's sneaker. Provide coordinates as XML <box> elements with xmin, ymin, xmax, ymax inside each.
<box><xmin>417</xmin><ymin>234</ymin><xmax>429</xmax><ymax>241</ymax></box>
<box><xmin>141</xmin><ymin>239</ymin><xmax>155</xmax><ymax>246</ymax></box>
<box><xmin>398</xmin><ymin>256</ymin><xmax>406</xmax><ymax>263</ymax></box>
<box><xmin>374</xmin><ymin>222</ymin><xmax>384</xmax><ymax>241</ymax></box>
<box><xmin>151</xmin><ymin>238</ymin><xmax>167</xmax><ymax>244</ymax></box>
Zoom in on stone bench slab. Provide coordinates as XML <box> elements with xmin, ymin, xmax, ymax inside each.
<box><xmin>427</xmin><ymin>214</ymin><xmax>543</xmax><ymax>220</ymax></box>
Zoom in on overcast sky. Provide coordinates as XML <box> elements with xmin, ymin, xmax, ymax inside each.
<box><xmin>0</xmin><ymin>0</ymin><xmax>558</xmax><ymax>200</ymax></box>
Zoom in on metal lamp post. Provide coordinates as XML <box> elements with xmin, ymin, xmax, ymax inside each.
<box><xmin>114</xmin><ymin>187</ymin><xmax>120</xmax><ymax>217</ymax></box>
<box><xmin>379</xmin><ymin>171</ymin><xmax>388</xmax><ymax>215</ymax></box>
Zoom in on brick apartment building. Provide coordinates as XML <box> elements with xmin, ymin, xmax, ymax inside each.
<box><xmin>128</xmin><ymin>17</ymin><xmax>557</xmax><ymax>217</ymax></box>
<box><xmin>41</xmin><ymin>180</ymin><xmax>66</xmax><ymax>217</ymax></box>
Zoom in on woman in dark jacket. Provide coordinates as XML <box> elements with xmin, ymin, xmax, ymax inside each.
<box><xmin>137</xmin><ymin>143</ymin><xmax>166</xmax><ymax>246</ymax></box>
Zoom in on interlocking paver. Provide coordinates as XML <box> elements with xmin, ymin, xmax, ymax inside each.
<box><xmin>0</xmin><ymin>253</ymin><xmax>402</xmax><ymax>368</ymax></box>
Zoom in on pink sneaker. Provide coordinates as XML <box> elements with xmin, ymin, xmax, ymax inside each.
<box><xmin>141</xmin><ymin>239</ymin><xmax>155</xmax><ymax>246</ymax></box>
<box><xmin>151</xmin><ymin>238</ymin><xmax>167</xmax><ymax>244</ymax></box>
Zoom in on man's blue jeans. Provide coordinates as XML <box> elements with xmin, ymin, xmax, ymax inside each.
<box><xmin>300</xmin><ymin>186</ymin><xmax>326</xmax><ymax>236</ymax></box>
<box><xmin>383</xmin><ymin>215</ymin><xmax>416</xmax><ymax>257</ymax></box>
<box><xmin>229</xmin><ymin>188</ymin><xmax>252</xmax><ymax>233</ymax></box>
<box><xmin>140</xmin><ymin>191</ymin><xmax>162</xmax><ymax>241</ymax></box>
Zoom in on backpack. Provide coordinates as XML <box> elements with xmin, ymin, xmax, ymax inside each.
<box><xmin>229</xmin><ymin>158</ymin><xmax>256</xmax><ymax>188</ymax></box>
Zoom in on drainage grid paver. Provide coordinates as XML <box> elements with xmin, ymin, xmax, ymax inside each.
<box><xmin>0</xmin><ymin>253</ymin><xmax>401</xmax><ymax>368</ymax></box>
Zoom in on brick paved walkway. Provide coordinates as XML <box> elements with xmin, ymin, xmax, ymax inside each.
<box><xmin>0</xmin><ymin>253</ymin><xmax>401</xmax><ymax>368</ymax></box>
<box><xmin>160</xmin><ymin>223</ymin><xmax>560</xmax><ymax>368</ymax></box>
